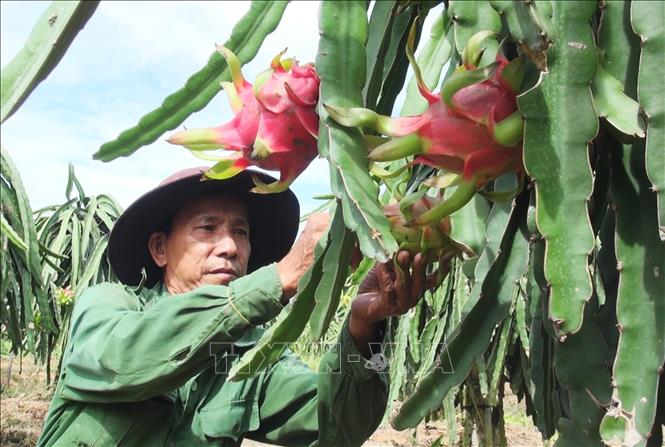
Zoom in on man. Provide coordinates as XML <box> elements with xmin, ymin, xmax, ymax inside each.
<box><xmin>38</xmin><ymin>167</ymin><xmax>429</xmax><ymax>446</ymax></box>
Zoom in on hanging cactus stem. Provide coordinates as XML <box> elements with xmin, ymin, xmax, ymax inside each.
<box><xmin>408</xmin><ymin>181</ymin><xmax>478</xmax><ymax>227</ymax></box>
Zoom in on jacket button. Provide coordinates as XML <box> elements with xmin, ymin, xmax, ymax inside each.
<box><xmin>191</xmin><ymin>380</ymin><xmax>198</xmax><ymax>392</ymax></box>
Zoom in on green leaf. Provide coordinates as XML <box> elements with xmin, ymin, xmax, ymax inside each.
<box><xmin>309</xmin><ymin>204</ymin><xmax>356</xmax><ymax>341</ymax></box>
<box><xmin>631</xmin><ymin>0</ymin><xmax>665</xmax><ymax>241</ymax></box>
<box><xmin>364</xmin><ymin>0</ymin><xmax>398</xmax><ymax>109</ymax></box>
<box><xmin>65</xmin><ymin>163</ymin><xmax>85</xmax><ymax>202</ymax></box>
<box><xmin>527</xmin><ymin>239</ymin><xmax>559</xmax><ymax>439</ymax></box>
<box><xmin>374</xmin><ymin>7</ymin><xmax>422</xmax><ymax>116</ymax></box>
<box><xmin>93</xmin><ymin>1</ymin><xmax>287</xmax><ymax>161</ymax></box>
<box><xmin>75</xmin><ymin>235</ymin><xmax>109</xmax><ymax>291</ymax></box>
<box><xmin>554</xmin><ymin>295</ymin><xmax>612</xmax><ymax>447</ymax></box>
<box><xmin>0</xmin><ymin>1</ymin><xmax>99</xmax><ymax>123</ymax></box>
<box><xmin>317</xmin><ymin>0</ymin><xmax>399</xmax><ymax>262</ymax></box>
<box><xmin>1</xmin><ymin>212</ymin><xmax>28</xmax><ymax>252</ymax></box>
<box><xmin>0</xmin><ymin>147</ymin><xmax>55</xmax><ymax>332</ymax></box>
<box><xmin>518</xmin><ymin>1</ymin><xmax>598</xmax><ymax>336</ymax></box>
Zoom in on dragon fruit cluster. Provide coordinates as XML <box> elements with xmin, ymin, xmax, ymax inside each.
<box><xmin>325</xmin><ymin>30</ymin><xmax>525</xmax><ymax>226</ymax></box>
<box><xmin>168</xmin><ymin>46</ymin><xmax>320</xmax><ymax>193</ymax></box>
<box><xmin>384</xmin><ymin>194</ymin><xmax>473</xmax><ymax>261</ymax></box>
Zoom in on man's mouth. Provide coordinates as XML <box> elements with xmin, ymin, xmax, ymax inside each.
<box><xmin>208</xmin><ymin>268</ymin><xmax>238</xmax><ymax>279</ymax></box>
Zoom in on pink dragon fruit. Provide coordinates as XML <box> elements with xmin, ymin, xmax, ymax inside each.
<box><xmin>168</xmin><ymin>46</ymin><xmax>320</xmax><ymax>193</ymax></box>
<box><xmin>325</xmin><ymin>30</ymin><xmax>525</xmax><ymax>225</ymax></box>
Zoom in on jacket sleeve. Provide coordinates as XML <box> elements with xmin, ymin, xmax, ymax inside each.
<box><xmin>247</xmin><ymin>318</ymin><xmax>389</xmax><ymax>447</ymax></box>
<box><xmin>60</xmin><ymin>264</ymin><xmax>284</xmax><ymax>403</ymax></box>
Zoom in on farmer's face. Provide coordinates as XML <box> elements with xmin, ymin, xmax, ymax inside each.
<box><xmin>149</xmin><ymin>193</ymin><xmax>251</xmax><ymax>294</ymax></box>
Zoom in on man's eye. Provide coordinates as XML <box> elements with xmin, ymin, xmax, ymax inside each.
<box><xmin>198</xmin><ymin>225</ymin><xmax>215</xmax><ymax>232</ymax></box>
<box><xmin>234</xmin><ymin>228</ymin><xmax>249</xmax><ymax>237</ymax></box>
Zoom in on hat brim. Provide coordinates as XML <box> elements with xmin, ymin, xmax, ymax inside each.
<box><xmin>108</xmin><ymin>168</ymin><xmax>299</xmax><ymax>288</ymax></box>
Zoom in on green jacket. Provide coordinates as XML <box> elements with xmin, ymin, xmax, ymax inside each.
<box><xmin>38</xmin><ymin>264</ymin><xmax>388</xmax><ymax>446</ymax></box>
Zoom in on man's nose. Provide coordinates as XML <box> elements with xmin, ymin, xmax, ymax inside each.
<box><xmin>213</xmin><ymin>232</ymin><xmax>238</xmax><ymax>257</ymax></box>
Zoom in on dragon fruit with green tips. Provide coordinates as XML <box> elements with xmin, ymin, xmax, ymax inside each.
<box><xmin>385</xmin><ymin>193</ymin><xmax>473</xmax><ymax>261</ymax></box>
<box><xmin>168</xmin><ymin>45</ymin><xmax>320</xmax><ymax>194</ymax></box>
<box><xmin>325</xmin><ymin>29</ymin><xmax>525</xmax><ymax>225</ymax></box>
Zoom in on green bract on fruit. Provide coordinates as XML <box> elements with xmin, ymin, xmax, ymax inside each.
<box><xmin>385</xmin><ymin>193</ymin><xmax>473</xmax><ymax>262</ymax></box>
<box><xmin>325</xmin><ymin>29</ymin><xmax>525</xmax><ymax>225</ymax></box>
<box><xmin>167</xmin><ymin>46</ymin><xmax>320</xmax><ymax>193</ymax></box>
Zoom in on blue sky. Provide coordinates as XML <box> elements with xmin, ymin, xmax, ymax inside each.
<box><xmin>1</xmin><ymin>1</ymin><xmax>439</xmax><ymax>214</ymax></box>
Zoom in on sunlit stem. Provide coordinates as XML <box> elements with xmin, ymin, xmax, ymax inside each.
<box><xmin>369</xmin><ymin>134</ymin><xmax>422</xmax><ymax>162</ymax></box>
<box><xmin>492</xmin><ymin>111</ymin><xmax>524</xmax><ymax>146</ymax></box>
<box><xmin>408</xmin><ymin>181</ymin><xmax>477</xmax><ymax>226</ymax></box>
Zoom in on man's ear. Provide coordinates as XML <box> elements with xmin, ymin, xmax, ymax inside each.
<box><xmin>148</xmin><ymin>232</ymin><xmax>168</xmax><ymax>267</ymax></box>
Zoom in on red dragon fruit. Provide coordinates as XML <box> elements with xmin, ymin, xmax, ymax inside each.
<box><xmin>325</xmin><ymin>30</ymin><xmax>525</xmax><ymax>225</ymax></box>
<box><xmin>168</xmin><ymin>46</ymin><xmax>320</xmax><ymax>193</ymax></box>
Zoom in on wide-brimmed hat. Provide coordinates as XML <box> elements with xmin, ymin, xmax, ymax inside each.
<box><xmin>108</xmin><ymin>167</ymin><xmax>299</xmax><ymax>287</ymax></box>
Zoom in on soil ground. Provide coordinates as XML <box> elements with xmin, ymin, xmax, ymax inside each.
<box><xmin>0</xmin><ymin>355</ymin><xmax>544</xmax><ymax>447</ymax></box>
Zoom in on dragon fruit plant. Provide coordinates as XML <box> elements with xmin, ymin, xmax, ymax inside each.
<box><xmin>168</xmin><ymin>46</ymin><xmax>320</xmax><ymax>193</ymax></box>
<box><xmin>325</xmin><ymin>29</ymin><xmax>525</xmax><ymax>226</ymax></box>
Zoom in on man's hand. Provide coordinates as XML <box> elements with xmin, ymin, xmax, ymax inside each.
<box><xmin>349</xmin><ymin>250</ymin><xmax>437</xmax><ymax>358</ymax></box>
<box><xmin>276</xmin><ymin>213</ymin><xmax>329</xmax><ymax>302</ymax></box>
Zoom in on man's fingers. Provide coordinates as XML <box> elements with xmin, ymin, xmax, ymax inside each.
<box><xmin>410</xmin><ymin>252</ymin><xmax>427</xmax><ymax>306</ymax></box>
<box><xmin>377</xmin><ymin>263</ymin><xmax>396</xmax><ymax>301</ymax></box>
<box><xmin>394</xmin><ymin>251</ymin><xmax>412</xmax><ymax>312</ymax></box>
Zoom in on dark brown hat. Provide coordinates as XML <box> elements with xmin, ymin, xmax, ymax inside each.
<box><xmin>108</xmin><ymin>167</ymin><xmax>299</xmax><ymax>287</ymax></box>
